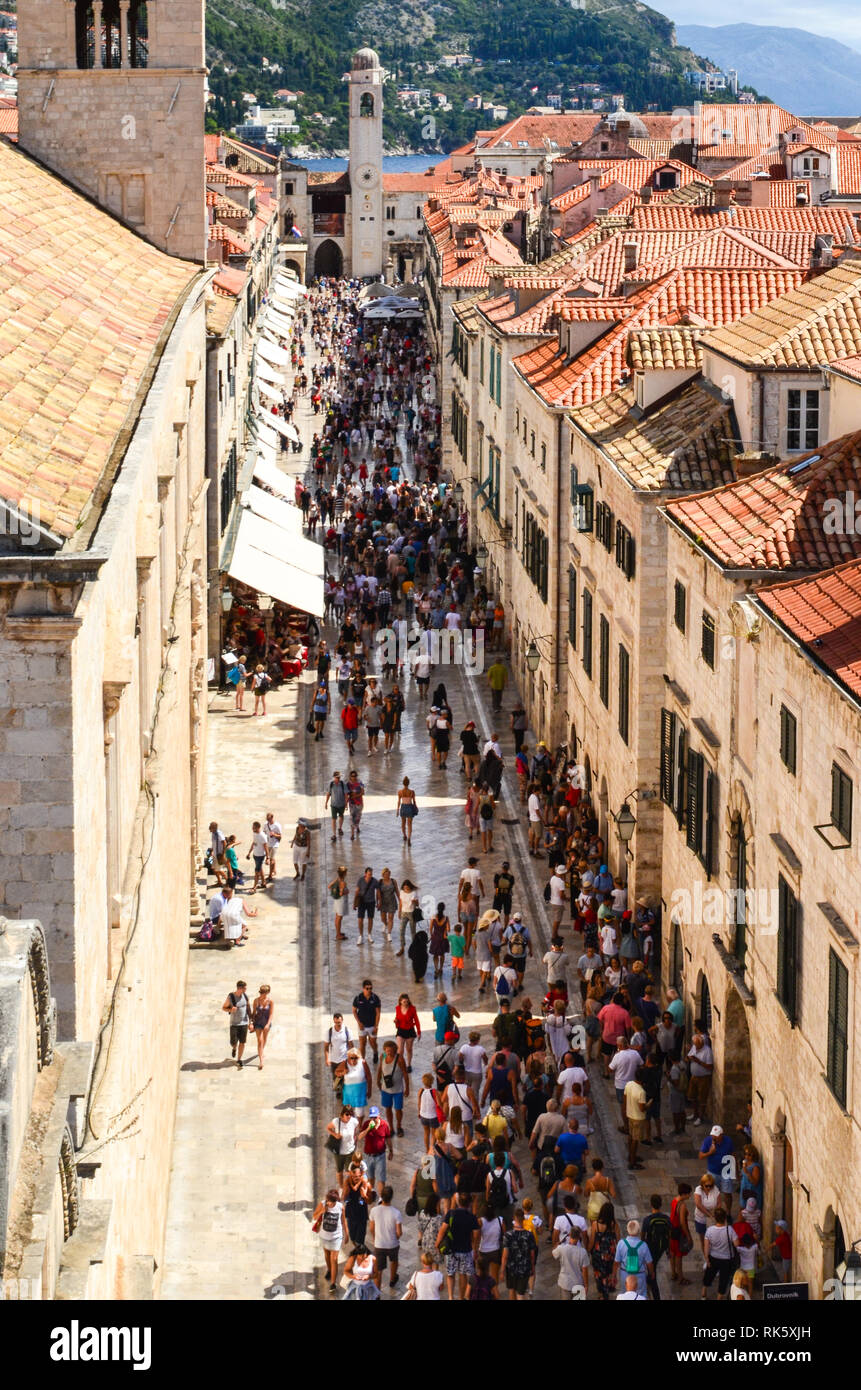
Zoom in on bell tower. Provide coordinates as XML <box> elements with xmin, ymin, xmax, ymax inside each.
<box><xmin>348</xmin><ymin>46</ymin><xmax>384</xmax><ymax>280</ymax></box>
<box><xmin>16</xmin><ymin>0</ymin><xmax>207</xmax><ymax>263</ymax></box>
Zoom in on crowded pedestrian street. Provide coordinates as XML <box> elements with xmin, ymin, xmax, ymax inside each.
<box><xmin>161</xmin><ymin>278</ymin><xmax>776</xmax><ymax>1304</ymax></box>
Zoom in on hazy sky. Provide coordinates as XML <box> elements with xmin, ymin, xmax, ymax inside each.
<box><xmin>662</xmin><ymin>0</ymin><xmax>861</xmax><ymax>49</ymax></box>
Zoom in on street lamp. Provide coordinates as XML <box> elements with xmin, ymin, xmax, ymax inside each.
<box><xmin>453</xmin><ymin>482</ymin><xmax>464</xmax><ymax>506</ymax></box>
<box><xmin>221</xmin><ymin>590</ymin><xmax>234</xmax><ymax>613</ymax></box>
<box><xmin>837</xmin><ymin>1242</ymin><xmax>861</xmax><ymax>1300</ymax></box>
<box><xmin>525</xmin><ymin>640</ymin><xmax>541</xmax><ymax>673</ymax></box>
<box><xmin>615</xmin><ymin>801</ymin><xmax>636</xmax><ymax>846</ymax></box>
<box><xmin>476</xmin><ymin>542</ymin><xmax>489</xmax><ymax>565</ymax></box>
<box><xmin>257</xmin><ymin>593</ymin><xmax>275</xmax><ymax>611</ymax></box>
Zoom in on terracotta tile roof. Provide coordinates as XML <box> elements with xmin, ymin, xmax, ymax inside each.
<box><xmin>553</xmin><ymin>159</ymin><xmax>705</xmax><ymax>209</ymax></box>
<box><xmin>627</xmin><ymin>326</ymin><xmax>703</xmax><ymax>371</ymax></box>
<box><xmin>702</xmin><ymin>260</ymin><xmax>861</xmax><ymax>368</ymax></box>
<box><xmin>664</xmin><ymin>430</ymin><xmax>861</xmax><ymax>572</ymax></box>
<box><xmin>206</xmin><ymin>291</ymin><xmax>239</xmax><ymax>336</ymax></box>
<box><xmin>212</xmin><ymin>267</ymin><xmax>247</xmax><ymax>296</ymax></box>
<box><xmin>451</xmin><ymin>293</ymin><xmax>485</xmax><ymax>333</ymax></box>
<box><xmin>569</xmin><ymin>381</ymin><xmax>736</xmax><ymax>491</ymax></box>
<box><xmin>220</xmin><ymin>135</ymin><xmax>279</xmax><ymax>173</ymax></box>
<box><xmin>0</xmin><ymin>141</ymin><xmax>201</xmax><ymax>540</ymax></box>
<box><xmin>0</xmin><ymin>105</ymin><xmax>17</xmax><ymax>136</ymax></box>
<box><xmin>206</xmin><ymin>162</ymin><xmax>260</xmax><ymax>189</ymax></box>
<box><xmin>698</xmin><ymin>143</ymin><xmax>772</xmax><ymax>161</ymax></box>
<box><xmin>382</xmin><ymin>170</ymin><xmax>450</xmax><ymax>193</ymax></box>
<box><xmin>835</xmin><ymin>146</ymin><xmax>861</xmax><ymax>195</ymax></box>
<box><xmin>550</xmin><ymin>182</ymin><xmax>592</xmax><ymax>213</ymax></box>
<box><xmin>827</xmin><ymin>353</ymin><xmax>861</xmax><ymax>382</ymax></box>
<box><xmin>204</xmin><ymin>133</ymin><xmax>221</xmax><ymax>163</ymax></box>
<box><xmin>627</xmin><ymin>204</ymin><xmax>854</xmax><ymax>238</ymax></box>
<box><xmin>754</xmin><ymin>556</ymin><xmax>861</xmax><ymax>701</ymax></box>
<box><xmin>695</xmin><ymin>104</ymin><xmax>827</xmax><ymax>150</ymax></box>
<box><xmin>513</xmin><ymin>267</ymin><xmax>805</xmax><ymax>407</ymax></box>
<box><xmin>307</xmin><ymin>170</ymin><xmax>350</xmax><ymax>190</ymax></box>
<box><xmin>208</xmin><ymin>223</ymin><xmax>251</xmax><ymax>255</ymax></box>
<box><xmin>628</xmin><ymin>139</ymin><xmax>674</xmax><ymax>160</ymax></box>
<box><xmin>767</xmin><ymin>180</ymin><xmax>811</xmax><ymax>207</ymax></box>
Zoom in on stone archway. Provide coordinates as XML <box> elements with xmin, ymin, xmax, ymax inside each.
<box><xmin>313</xmin><ymin>239</ymin><xmax>343</xmax><ymax>278</ymax></box>
<box><xmin>283</xmin><ymin>258</ymin><xmax>302</xmax><ymax>282</ymax></box>
<box><xmin>722</xmin><ymin>986</ymin><xmax>752</xmax><ymax>1127</ymax></box>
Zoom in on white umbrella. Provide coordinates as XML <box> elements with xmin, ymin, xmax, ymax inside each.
<box><xmin>257</xmin><ymin>337</ymin><xmax>291</xmax><ymax>367</ymax></box>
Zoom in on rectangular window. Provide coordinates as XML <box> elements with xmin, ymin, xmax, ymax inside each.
<box><xmin>530</xmin><ymin>431</ymin><xmax>536</xmax><ymax>458</ymax></box>
<box><xmin>701</xmin><ymin>769</ymin><xmax>717</xmax><ymax>876</ymax></box>
<box><xmin>686</xmin><ymin>748</ymin><xmax>705</xmax><ymax>853</ymax></box>
<box><xmin>385</xmin><ymin>204</ymin><xmax>396</xmax><ymax>220</ymax></box>
<box><xmin>826</xmin><ymin>949</ymin><xmax>849</xmax><ymax>1106</ymax></box>
<box><xmin>786</xmin><ymin>388</ymin><xmax>819</xmax><ymax>452</ymax></box>
<box><xmin>618</xmin><ymin>645</ymin><xmax>630</xmax><ymax>744</ymax></box>
<box><xmin>779</xmin><ymin>705</ymin><xmax>797</xmax><ymax>775</ymax></box>
<box><xmin>831</xmin><ymin>763</ymin><xmax>853</xmax><ymax>842</ymax></box>
<box><xmin>488</xmin><ymin>344</ymin><xmax>494</xmax><ymax>397</ymax></box>
<box><xmin>573</xmin><ymin>484</ymin><xmax>593</xmax><ymax>533</ymax></box>
<box><xmin>595</xmin><ymin>501</ymin><xmax>614</xmax><ymax>551</ymax></box>
<box><xmin>568</xmin><ymin>566</ymin><xmax>577</xmax><ymax>649</ymax></box>
<box><xmin>495</xmin><ymin>348</ymin><xmax>502</xmax><ymax>406</ymax></box>
<box><xmin>582</xmin><ymin>590</ymin><xmax>593</xmax><ymax>678</ymax></box>
<box><xmin>674</xmin><ymin>579</ymin><xmax>687</xmax><ymax>634</ymax></box>
<box><xmin>701</xmin><ymin>611</ymin><xmax>716</xmax><ymax>668</ymax></box>
<box><xmin>777</xmin><ymin>876</ymin><xmax>799</xmax><ymax>1023</ymax></box>
<box><xmin>615</xmin><ymin>521</ymin><xmax>635</xmax><ymax>578</ymax></box>
<box><xmin>674</xmin><ymin>723</ymin><xmax>687</xmax><ymax>824</ymax></box>
<box><xmin>480</xmin><ymin>339</ymin><xmax>485</xmax><ymax>384</ymax></box>
<box><xmin>598</xmin><ymin>615</ymin><xmax>610</xmax><ymax>707</ymax></box>
<box><xmin>540</xmin><ymin>442</ymin><xmax>547</xmax><ymax>471</ymax></box>
<box><xmin>660</xmin><ymin>708</ymin><xmax>676</xmax><ymax>805</ymax></box>
<box><xmin>569</xmin><ymin>464</ymin><xmax>578</xmax><ymax>504</ymax></box>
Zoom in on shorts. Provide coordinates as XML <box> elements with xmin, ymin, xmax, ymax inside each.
<box><xmin>628</xmin><ymin>1119</ymin><xmax>646</xmax><ymax>1141</ymax></box>
<box><xmin>717</xmin><ymin>1176</ymin><xmax>734</xmax><ymax>1195</ymax></box>
<box><xmin>253</xmin><ymin>856</ymin><xmax>265</xmax><ymax>872</ymax></box>
<box><xmin>601</xmin><ymin>1040</ymin><xmax>616</xmax><ymax>1057</ymax></box>
<box><xmin>335</xmin><ymin>1149</ymin><xmax>355</xmax><ymax>1173</ymax></box>
<box><xmin>451</xmin><ymin>956</ymin><xmax>464</xmax><ymax>968</ymax></box>
<box><xmin>229</xmin><ymin>1025</ymin><xmax>248</xmax><ymax>1045</ymax></box>
<box><xmin>615</xmin><ymin>1088</ymin><xmax>625</xmax><ymax>1104</ymax></box>
<box><xmin>445</xmin><ymin>1251</ymin><xmax>475</xmax><ymax>1278</ymax></box>
<box><xmin>359</xmin><ymin>1025</ymin><xmax>377</xmax><ymax>1038</ymax></box>
<box><xmin>380</xmin><ymin>1090</ymin><xmax>403</xmax><ymax>1112</ymax></box>
<box><xmin>421</xmin><ymin>1117</ymin><xmax>437</xmax><ymax>1131</ymax></box>
<box><xmin>506</xmin><ymin>1274</ymin><xmax>530</xmax><ymax>1295</ymax></box>
<box><xmin>357</xmin><ymin>905</ymin><xmax>376</xmax><ymax>921</ymax></box>
<box><xmin>364</xmin><ymin>1152</ymin><xmax>387</xmax><ymax>1183</ymax></box>
<box><xmin>375</xmin><ymin>1246</ymin><xmax>399</xmax><ymax>1270</ymax></box>
<box><xmin>396</xmin><ymin>1027</ymin><xmax>416</xmax><ymax>1040</ymax></box>
<box><xmin>330</xmin><ymin>806</ymin><xmax>345</xmax><ymax>820</ymax></box>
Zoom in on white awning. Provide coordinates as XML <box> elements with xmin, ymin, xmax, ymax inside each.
<box><xmin>264</xmin><ymin>307</ymin><xmax>295</xmax><ymax>335</ymax></box>
<box><xmin>256</xmin><ymin>378</ymin><xmax>283</xmax><ymax>405</ymax></box>
<box><xmin>242</xmin><ymin>483</ymin><xmax>305</xmax><ymax>535</ymax></box>
<box><xmin>229</xmin><ymin>525</ymin><xmax>323</xmax><ymax>617</ymax></box>
<box><xmin>270</xmin><ymin>293</ymin><xmax>299</xmax><ymax>316</ymax></box>
<box><xmin>255</xmin><ymin>358</ymin><xmax>289</xmax><ymax>386</ymax></box>
<box><xmin>258</xmin><ymin>412</ymin><xmax>299</xmax><ymax>443</ymax></box>
<box><xmin>252</xmin><ymin>457</ymin><xmax>293</xmax><ymax>498</ymax></box>
<box><xmin>257</xmin><ymin>337</ymin><xmax>291</xmax><ymax>366</ymax></box>
<box><xmin>227</xmin><ymin>509</ymin><xmax>324</xmax><ymax>616</ymax></box>
<box><xmin>273</xmin><ymin>274</ymin><xmax>307</xmax><ymax>297</ymax></box>
<box><xmin>252</xmin><ymin>420</ymin><xmax>279</xmax><ymax>449</ymax></box>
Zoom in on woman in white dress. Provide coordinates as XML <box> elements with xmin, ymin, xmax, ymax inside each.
<box><xmin>313</xmin><ymin>1189</ymin><xmax>347</xmax><ymax>1292</ymax></box>
<box><xmin>219</xmin><ymin>887</ymin><xmax>256</xmax><ymax>947</ymax></box>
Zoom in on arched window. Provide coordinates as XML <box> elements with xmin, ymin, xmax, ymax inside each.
<box><xmin>700</xmin><ymin>976</ymin><xmax>712</xmax><ymax>1034</ymax></box>
<box><xmin>75</xmin><ymin>1</ymin><xmax>148</xmax><ymax>69</ymax></box>
<box><xmin>359</xmin><ymin>92</ymin><xmax>375</xmax><ymax>118</ymax></box>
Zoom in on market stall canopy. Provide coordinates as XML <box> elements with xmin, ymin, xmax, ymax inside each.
<box><xmin>228</xmin><ymin>510</ymin><xmax>323</xmax><ymax>617</ymax></box>
<box><xmin>257</xmin><ymin>337</ymin><xmax>291</xmax><ymax>367</ymax></box>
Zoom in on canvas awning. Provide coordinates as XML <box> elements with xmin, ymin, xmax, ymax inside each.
<box><xmin>256</xmin><ymin>378</ymin><xmax>283</xmax><ymax>405</ymax></box>
<box><xmin>273</xmin><ymin>274</ymin><xmax>307</xmax><ymax>297</ymax></box>
<box><xmin>252</xmin><ymin>456</ymin><xmax>293</xmax><ymax>498</ymax></box>
<box><xmin>270</xmin><ymin>293</ymin><xmax>299</xmax><ymax>316</ymax></box>
<box><xmin>257</xmin><ymin>412</ymin><xmax>299</xmax><ymax>443</ymax></box>
<box><xmin>264</xmin><ymin>307</ymin><xmax>295</xmax><ymax>335</ymax></box>
<box><xmin>227</xmin><ymin>509</ymin><xmax>323</xmax><ymax>616</ymax></box>
<box><xmin>257</xmin><ymin>337</ymin><xmax>291</xmax><ymax>366</ymax></box>
<box><xmin>252</xmin><ymin>420</ymin><xmax>279</xmax><ymax>450</ymax></box>
<box><xmin>242</xmin><ymin>483</ymin><xmax>306</xmax><ymax>535</ymax></box>
<box><xmin>255</xmin><ymin>358</ymin><xmax>289</xmax><ymax>386</ymax></box>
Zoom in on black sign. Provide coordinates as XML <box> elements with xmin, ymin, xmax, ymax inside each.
<box><xmin>762</xmin><ymin>1281</ymin><xmax>809</xmax><ymax>1301</ymax></box>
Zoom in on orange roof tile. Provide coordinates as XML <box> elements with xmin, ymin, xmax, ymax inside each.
<box><xmin>664</xmin><ymin>431</ymin><xmax>861</xmax><ymax>572</ymax></box>
<box><xmin>0</xmin><ymin>106</ymin><xmax>18</xmax><ymax>136</ymax></box>
<box><xmin>835</xmin><ymin>146</ymin><xmax>861</xmax><ymax>195</ymax></box>
<box><xmin>702</xmin><ymin>261</ymin><xmax>861</xmax><ymax>368</ymax></box>
<box><xmin>208</xmin><ymin>223</ymin><xmax>251</xmax><ymax>255</ymax></box>
<box><xmin>0</xmin><ymin>141</ymin><xmax>201</xmax><ymax>540</ymax></box>
<box><xmin>828</xmin><ymin>354</ymin><xmax>861</xmax><ymax>382</ymax></box>
<box><xmin>755</xmin><ymin>556</ymin><xmax>861</xmax><ymax>701</ymax></box>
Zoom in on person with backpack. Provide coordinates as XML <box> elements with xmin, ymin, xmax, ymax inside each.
<box><xmin>503</xmin><ymin>914</ymin><xmax>532</xmax><ymax>995</ymax></box>
<box><xmin>552</xmin><ymin>1224</ymin><xmax>591</xmax><ymax>1300</ymax></box>
<box><xmin>492</xmin><ymin>863</ymin><xmax>515</xmax><ymax>926</ymax></box>
<box><xmin>324</xmin><ymin>1012</ymin><xmax>352</xmax><ymax>1096</ymax></box>
<box><xmin>613</xmin><ymin>1218</ymin><xmax>654</xmax><ymax>1299</ymax></box>
<box><xmin>312</xmin><ymin>1188</ymin><xmax>348</xmax><ymax>1293</ymax></box>
<box><xmin>324</xmin><ymin>770</ymin><xmax>347</xmax><ymax>842</ymax></box>
<box><xmin>642</xmin><ymin>1194</ymin><xmax>672</xmax><ymax>1299</ymax></box>
<box><xmin>492</xmin><ymin>956</ymin><xmax>517</xmax><ymax>1010</ymax></box>
<box><xmin>485</xmin><ymin>1157</ymin><xmax>517</xmax><ymax>1223</ymax></box>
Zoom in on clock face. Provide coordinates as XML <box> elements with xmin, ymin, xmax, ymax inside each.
<box><xmin>355</xmin><ymin>163</ymin><xmax>379</xmax><ymax>189</ymax></box>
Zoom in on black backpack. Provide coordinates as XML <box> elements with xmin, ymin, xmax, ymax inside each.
<box><xmin>488</xmin><ymin>1169</ymin><xmax>509</xmax><ymax>1212</ymax></box>
<box><xmin>645</xmin><ymin>1212</ymin><xmax>672</xmax><ymax>1261</ymax></box>
<box><xmin>538</xmin><ymin>1155</ymin><xmax>557</xmax><ymax>1192</ymax></box>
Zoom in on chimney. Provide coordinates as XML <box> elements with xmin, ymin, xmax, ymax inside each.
<box><xmin>713</xmin><ymin>180</ymin><xmax>736</xmax><ymax>212</ymax></box>
<box><xmin>640</xmin><ymin>184</ymin><xmax>652</xmax><ymax>204</ymax></box>
<box><xmin>812</xmin><ymin>233</ymin><xmax>834</xmax><ymax>270</ymax></box>
<box><xmin>623</xmin><ymin>241</ymin><xmax>638</xmax><ymax>274</ymax></box>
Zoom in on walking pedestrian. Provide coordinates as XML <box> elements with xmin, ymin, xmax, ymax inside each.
<box><xmin>325</xmin><ymin>770</ymin><xmax>347</xmax><ymax>842</ymax></box>
<box><xmin>249</xmin><ymin>985</ymin><xmax>273</xmax><ymax>1070</ymax></box>
<box><xmin>396</xmin><ymin>776</ymin><xmax>418</xmax><ymax>844</ymax></box>
<box><xmin>222</xmin><ymin>979</ymin><xmax>252</xmax><ymax>1068</ymax></box>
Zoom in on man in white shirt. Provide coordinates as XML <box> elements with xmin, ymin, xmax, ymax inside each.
<box><xmin>324</xmin><ymin>1011</ymin><xmax>352</xmax><ymax>1094</ymax></box>
<box><xmin>556</xmin><ymin>1058</ymin><xmax>590</xmax><ymax>1104</ymax></box>
<box><xmin>443</xmin><ymin>607</ymin><xmax>462</xmax><ymax>630</ymax></box>
<box><xmin>687</xmin><ymin>1033</ymin><xmax>715</xmax><ymax>1124</ymax></box>
<box><xmin>552</xmin><ymin>1226</ymin><xmax>590</xmax><ymax>1298</ymax></box>
<box><xmin>369</xmin><ymin>1186</ymin><xmax>403</xmax><ymax>1290</ymax></box>
<box><xmin>483</xmin><ymin>733</ymin><xmax>502</xmax><ymax>760</ymax></box>
<box><xmin>264</xmin><ymin>812</ymin><xmax>282</xmax><ymax>883</ymax></box>
<box><xmin>617</xmin><ymin>1274</ymin><xmax>647</xmax><ymax>1300</ymax></box>
<box><xmin>527</xmin><ymin>789</ymin><xmax>544</xmax><ymax>859</ymax></box>
<box><xmin>543</xmin><ymin>940</ymin><xmax>570</xmax><ymax>987</ymax></box>
<box><xmin>610</xmin><ymin>1040</ymin><xmax>643</xmax><ymax>1130</ymax></box>
<box><xmin>548</xmin><ymin>866</ymin><xmax>567</xmax><ymax>930</ymax></box>
<box><xmin>458</xmin><ymin>857</ymin><xmax>484</xmax><ymax>912</ymax></box>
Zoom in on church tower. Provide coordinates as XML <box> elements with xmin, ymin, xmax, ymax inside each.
<box><xmin>16</xmin><ymin>1</ymin><xmax>207</xmax><ymax>263</ymax></box>
<box><xmin>348</xmin><ymin>46</ymin><xmax>384</xmax><ymax>279</ymax></box>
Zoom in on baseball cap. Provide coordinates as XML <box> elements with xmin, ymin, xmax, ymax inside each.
<box><xmin>443</xmin><ymin>1031</ymin><xmax>458</xmax><ymax>1044</ymax></box>
<box><xmin>710</xmin><ymin>1125</ymin><xmax>724</xmax><ymax>1137</ymax></box>
<box><xmin>368</xmin><ymin>1106</ymin><xmax>380</xmax><ymax>1118</ymax></box>
<box><xmin>512</xmin><ymin>912</ymin><xmax>522</xmax><ymax>922</ymax></box>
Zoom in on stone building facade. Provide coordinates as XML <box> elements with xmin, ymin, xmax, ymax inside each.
<box><xmin>17</xmin><ymin>0</ymin><xmax>207</xmax><ymax>264</ymax></box>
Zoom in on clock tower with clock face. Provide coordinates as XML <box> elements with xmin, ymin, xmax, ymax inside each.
<box><xmin>348</xmin><ymin>46</ymin><xmax>384</xmax><ymax>279</ymax></box>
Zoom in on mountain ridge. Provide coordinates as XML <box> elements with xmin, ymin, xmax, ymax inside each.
<box><xmin>675</xmin><ymin>23</ymin><xmax>861</xmax><ymax>118</ymax></box>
